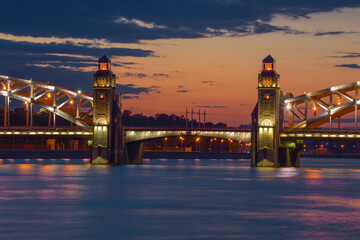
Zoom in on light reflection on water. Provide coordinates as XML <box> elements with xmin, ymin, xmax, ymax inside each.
<box><xmin>0</xmin><ymin>158</ymin><xmax>359</xmax><ymax>239</ymax></box>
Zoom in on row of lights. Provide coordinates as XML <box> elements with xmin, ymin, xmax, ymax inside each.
<box><xmin>0</xmin><ymin>131</ymin><xmax>92</xmax><ymax>135</ymax></box>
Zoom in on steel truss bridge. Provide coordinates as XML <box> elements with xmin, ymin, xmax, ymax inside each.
<box><xmin>1</xmin><ymin>75</ymin><xmax>360</xmax><ymax>143</ymax></box>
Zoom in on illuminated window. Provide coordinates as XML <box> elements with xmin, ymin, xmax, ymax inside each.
<box><xmin>263</xmin><ymin>79</ymin><xmax>272</xmax><ymax>87</ymax></box>
<box><xmin>264</xmin><ymin>63</ymin><xmax>273</xmax><ymax>71</ymax></box>
<box><xmin>99</xmin><ymin>63</ymin><xmax>108</xmax><ymax>71</ymax></box>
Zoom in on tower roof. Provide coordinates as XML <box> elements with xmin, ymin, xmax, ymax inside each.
<box><xmin>99</xmin><ymin>55</ymin><xmax>110</xmax><ymax>63</ymax></box>
<box><xmin>263</xmin><ymin>55</ymin><xmax>274</xmax><ymax>63</ymax></box>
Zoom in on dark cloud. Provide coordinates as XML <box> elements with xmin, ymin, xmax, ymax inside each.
<box><xmin>0</xmin><ymin>39</ymin><xmax>154</xmax><ymax>92</ymax></box>
<box><xmin>124</xmin><ymin>72</ymin><xmax>148</xmax><ymax>78</ymax></box>
<box><xmin>314</xmin><ymin>31</ymin><xmax>356</xmax><ymax>36</ymax></box>
<box><xmin>153</xmin><ymin>73</ymin><xmax>169</xmax><ymax>78</ymax></box>
<box><xmin>201</xmin><ymin>80</ymin><xmax>216</xmax><ymax>86</ymax></box>
<box><xmin>335</xmin><ymin>64</ymin><xmax>360</xmax><ymax>69</ymax></box>
<box><xmin>1</xmin><ymin>1</ymin><xmax>359</xmax><ymax>43</ymax></box>
<box><xmin>122</xmin><ymin>95</ymin><xmax>140</xmax><ymax>100</ymax></box>
<box><xmin>117</xmin><ymin>84</ymin><xmax>161</xmax><ymax>95</ymax></box>
<box><xmin>197</xmin><ymin>105</ymin><xmax>227</xmax><ymax>108</ymax></box>
<box><xmin>177</xmin><ymin>90</ymin><xmax>189</xmax><ymax>93</ymax></box>
<box><xmin>0</xmin><ymin>39</ymin><xmax>153</xmax><ymax>57</ymax></box>
<box><xmin>239</xmin><ymin>104</ymin><xmax>250</xmax><ymax>106</ymax></box>
<box><xmin>123</xmin><ymin>72</ymin><xmax>169</xmax><ymax>79</ymax></box>
<box><xmin>330</xmin><ymin>52</ymin><xmax>360</xmax><ymax>58</ymax></box>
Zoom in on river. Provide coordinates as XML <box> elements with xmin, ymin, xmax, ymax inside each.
<box><xmin>0</xmin><ymin>157</ymin><xmax>359</xmax><ymax>239</ymax></box>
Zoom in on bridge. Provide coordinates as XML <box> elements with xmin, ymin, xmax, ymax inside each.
<box><xmin>0</xmin><ymin>55</ymin><xmax>359</xmax><ymax>166</ymax></box>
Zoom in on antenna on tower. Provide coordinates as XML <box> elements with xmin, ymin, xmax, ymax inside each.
<box><xmin>198</xmin><ymin>109</ymin><xmax>201</xmax><ymax>129</ymax></box>
<box><xmin>185</xmin><ymin>108</ymin><xmax>189</xmax><ymax>129</ymax></box>
<box><xmin>203</xmin><ymin>110</ymin><xmax>206</xmax><ymax>129</ymax></box>
<box><xmin>191</xmin><ymin>108</ymin><xmax>194</xmax><ymax>129</ymax></box>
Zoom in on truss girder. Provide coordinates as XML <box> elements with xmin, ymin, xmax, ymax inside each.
<box><xmin>285</xmin><ymin>81</ymin><xmax>360</xmax><ymax>129</ymax></box>
<box><xmin>0</xmin><ymin>75</ymin><xmax>93</xmax><ymax>130</ymax></box>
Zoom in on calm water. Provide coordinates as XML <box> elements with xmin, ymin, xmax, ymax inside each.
<box><xmin>0</xmin><ymin>158</ymin><xmax>359</xmax><ymax>240</ymax></box>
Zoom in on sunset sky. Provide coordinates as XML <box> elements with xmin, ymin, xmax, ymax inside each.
<box><xmin>0</xmin><ymin>1</ymin><xmax>359</xmax><ymax>126</ymax></box>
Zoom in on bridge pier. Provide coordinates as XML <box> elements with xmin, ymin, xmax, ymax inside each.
<box><xmin>126</xmin><ymin>142</ymin><xmax>144</xmax><ymax>164</ymax></box>
<box><xmin>278</xmin><ymin>140</ymin><xmax>303</xmax><ymax>167</ymax></box>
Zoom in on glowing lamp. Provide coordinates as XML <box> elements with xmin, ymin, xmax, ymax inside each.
<box><xmin>262</xmin><ymin>55</ymin><xmax>275</xmax><ymax>71</ymax></box>
<box><xmin>313</xmin><ymin>106</ymin><xmax>317</xmax><ymax>111</ymax></box>
<box><xmin>264</xmin><ymin>63</ymin><xmax>273</xmax><ymax>71</ymax></box>
<box><xmin>98</xmin><ymin>55</ymin><xmax>111</xmax><ymax>71</ymax></box>
<box><xmin>265</xmin><ymin>95</ymin><xmax>270</xmax><ymax>100</ymax></box>
<box><xmin>337</xmin><ymin>101</ymin><xmax>341</xmax><ymax>106</ymax></box>
<box><xmin>47</xmin><ymin>92</ymin><xmax>51</xmax><ymax>98</ymax></box>
<box><xmin>286</xmin><ymin>103</ymin><xmax>291</xmax><ymax>109</ymax></box>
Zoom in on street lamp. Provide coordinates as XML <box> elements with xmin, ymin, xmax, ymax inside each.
<box><xmin>179</xmin><ymin>136</ymin><xmax>184</xmax><ymax>150</ymax></box>
<box><xmin>196</xmin><ymin>137</ymin><xmax>200</xmax><ymax>151</ymax></box>
<box><xmin>164</xmin><ymin>137</ymin><xmax>168</xmax><ymax>149</ymax></box>
<box><xmin>220</xmin><ymin>139</ymin><xmax>224</xmax><ymax>152</ymax></box>
<box><xmin>25</xmin><ymin>101</ymin><xmax>29</xmax><ymax>127</ymax></box>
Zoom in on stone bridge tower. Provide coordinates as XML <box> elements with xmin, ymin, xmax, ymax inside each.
<box><xmin>91</xmin><ymin>55</ymin><xmax>124</xmax><ymax>164</ymax></box>
<box><xmin>251</xmin><ymin>55</ymin><xmax>282</xmax><ymax>167</ymax></box>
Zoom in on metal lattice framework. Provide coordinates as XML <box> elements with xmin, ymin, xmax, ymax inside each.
<box><xmin>284</xmin><ymin>81</ymin><xmax>360</xmax><ymax>130</ymax></box>
<box><xmin>0</xmin><ymin>75</ymin><xmax>93</xmax><ymax>130</ymax></box>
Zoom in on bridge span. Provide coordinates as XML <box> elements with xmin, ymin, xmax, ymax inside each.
<box><xmin>1</xmin><ymin>55</ymin><xmax>360</xmax><ymax>166</ymax></box>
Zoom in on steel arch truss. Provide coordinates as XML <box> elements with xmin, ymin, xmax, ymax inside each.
<box><xmin>284</xmin><ymin>81</ymin><xmax>360</xmax><ymax>130</ymax></box>
<box><xmin>0</xmin><ymin>75</ymin><xmax>93</xmax><ymax>130</ymax></box>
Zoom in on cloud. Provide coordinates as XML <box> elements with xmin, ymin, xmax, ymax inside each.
<box><xmin>314</xmin><ymin>31</ymin><xmax>356</xmax><ymax>36</ymax></box>
<box><xmin>117</xmin><ymin>84</ymin><xmax>161</xmax><ymax>95</ymax></box>
<box><xmin>201</xmin><ymin>80</ymin><xmax>216</xmax><ymax>86</ymax></box>
<box><xmin>122</xmin><ymin>95</ymin><xmax>140</xmax><ymax>100</ymax></box>
<box><xmin>330</xmin><ymin>52</ymin><xmax>360</xmax><ymax>58</ymax></box>
<box><xmin>0</xmin><ymin>1</ymin><xmax>359</xmax><ymax>43</ymax></box>
<box><xmin>176</xmin><ymin>85</ymin><xmax>190</xmax><ymax>93</ymax></box>
<box><xmin>153</xmin><ymin>73</ymin><xmax>169</xmax><ymax>78</ymax></box>
<box><xmin>335</xmin><ymin>64</ymin><xmax>360</xmax><ymax>69</ymax></box>
<box><xmin>239</xmin><ymin>104</ymin><xmax>250</xmax><ymax>106</ymax></box>
<box><xmin>197</xmin><ymin>105</ymin><xmax>227</xmax><ymax>108</ymax></box>
<box><xmin>124</xmin><ymin>72</ymin><xmax>148</xmax><ymax>79</ymax></box>
<box><xmin>123</xmin><ymin>72</ymin><xmax>170</xmax><ymax>80</ymax></box>
<box><xmin>115</xmin><ymin>17</ymin><xmax>167</xmax><ymax>29</ymax></box>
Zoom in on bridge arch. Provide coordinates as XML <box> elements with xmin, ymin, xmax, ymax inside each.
<box><xmin>124</xmin><ymin>129</ymin><xmax>251</xmax><ymax>143</ymax></box>
<box><xmin>284</xmin><ymin>81</ymin><xmax>360</xmax><ymax>130</ymax></box>
<box><xmin>0</xmin><ymin>75</ymin><xmax>93</xmax><ymax>130</ymax></box>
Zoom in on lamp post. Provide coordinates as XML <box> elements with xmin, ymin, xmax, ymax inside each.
<box><xmin>220</xmin><ymin>139</ymin><xmax>224</xmax><ymax>152</ymax></box>
<box><xmin>195</xmin><ymin>137</ymin><xmax>200</xmax><ymax>151</ymax></box>
<box><xmin>164</xmin><ymin>137</ymin><xmax>168</xmax><ymax>150</ymax></box>
<box><xmin>229</xmin><ymin>139</ymin><xmax>233</xmax><ymax>152</ymax></box>
<box><xmin>210</xmin><ymin>138</ymin><xmax>213</xmax><ymax>152</ymax></box>
<box><xmin>25</xmin><ymin>101</ymin><xmax>29</xmax><ymax>127</ymax></box>
<box><xmin>179</xmin><ymin>136</ymin><xmax>184</xmax><ymax>150</ymax></box>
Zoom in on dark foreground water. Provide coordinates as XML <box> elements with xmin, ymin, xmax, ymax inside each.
<box><xmin>0</xmin><ymin>158</ymin><xmax>359</xmax><ymax>240</ymax></box>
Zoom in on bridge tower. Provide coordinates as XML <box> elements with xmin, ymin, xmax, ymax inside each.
<box><xmin>251</xmin><ymin>55</ymin><xmax>282</xmax><ymax>167</ymax></box>
<box><xmin>91</xmin><ymin>55</ymin><xmax>124</xmax><ymax>164</ymax></box>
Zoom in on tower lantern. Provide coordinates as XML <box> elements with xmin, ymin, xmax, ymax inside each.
<box><xmin>98</xmin><ymin>55</ymin><xmax>111</xmax><ymax>71</ymax></box>
<box><xmin>263</xmin><ymin>55</ymin><xmax>275</xmax><ymax>71</ymax></box>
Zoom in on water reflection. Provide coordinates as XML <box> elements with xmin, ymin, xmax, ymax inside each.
<box><xmin>0</xmin><ymin>158</ymin><xmax>359</xmax><ymax>239</ymax></box>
